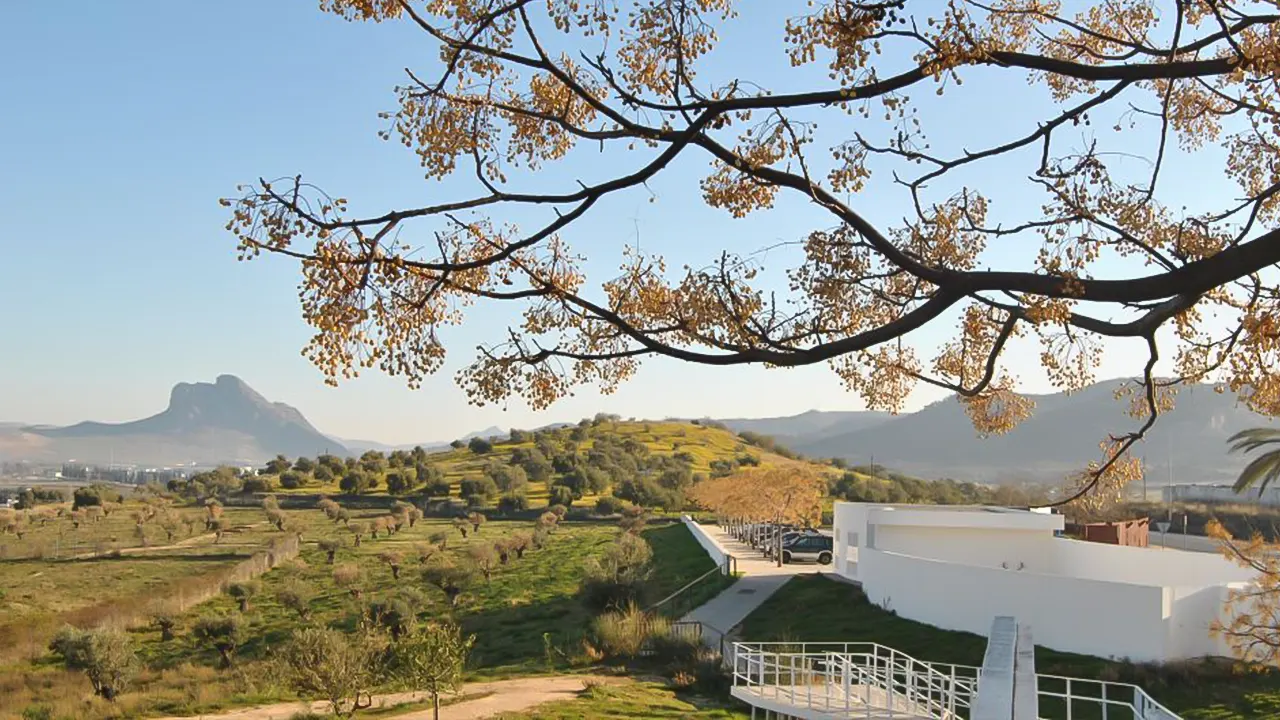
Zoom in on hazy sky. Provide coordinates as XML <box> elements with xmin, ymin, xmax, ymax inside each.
<box><xmin>0</xmin><ymin>2</ymin><xmax>1236</xmax><ymax>444</ymax></box>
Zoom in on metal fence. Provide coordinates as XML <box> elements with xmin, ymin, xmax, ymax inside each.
<box><xmin>729</xmin><ymin>642</ymin><xmax>1183</xmax><ymax>720</ymax></box>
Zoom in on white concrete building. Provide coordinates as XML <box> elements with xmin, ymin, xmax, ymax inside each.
<box><xmin>1162</xmin><ymin>483</ymin><xmax>1280</xmax><ymax>507</ymax></box>
<box><xmin>832</xmin><ymin>502</ymin><xmax>1256</xmax><ymax>663</ymax></box>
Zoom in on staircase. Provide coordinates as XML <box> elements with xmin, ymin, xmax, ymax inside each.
<box><xmin>727</xmin><ymin>618</ymin><xmax>1183</xmax><ymax>719</ymax></box>
<box><xmin>729</xmin><ymin>641</ymin><xmax>977</xmax><ymax>719</ymax></box>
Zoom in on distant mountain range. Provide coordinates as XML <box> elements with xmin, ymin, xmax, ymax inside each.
<box><xmin>330</xmin><ymin>426</ymin><xmax>506</xmax><ymax>455</ymax></box>
<box><xmin>1</xmin><ymin>374</ymin><xmax>1272</xmax><ymax>485</ymax></box>
<box><xmin>716</xmin><ymin>380</ymin><xmax>1274</xmax><ymax>485</ymax></box>
<box><xmin>0</xmin><ymin>375</ymin><xmax>346</xmax><ymax>466</ymax></box>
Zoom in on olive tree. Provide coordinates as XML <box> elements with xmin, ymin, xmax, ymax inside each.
<box><xmin>389</xmin><ymin>621</ymin><xmax>475</xmax><ymax>720</ymax></box>
<box><xmin>49</xmin><ymin>626</ymin><xmax>139</xmax><ymax>701</ymax></box>
<box><xmin>277</xmin><ymin>627</ymin><xmax>385</xmax><ymax>718</ymax></box>
<box><xmin>193</xmin><ymin>614</ymin><xmax>245</xmax><ymax>668</ymax></box>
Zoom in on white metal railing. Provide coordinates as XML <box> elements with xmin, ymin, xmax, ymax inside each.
<box><xmin>730</xmin><ymin>642</ymin><xmax>1184</xmax><ymax>719</ymax></box>
<box><xmin>731</xmin><ymin>642</ymin><xmax>978</xmax><ymax>718</ymax></box>
<box><xmin>1035</xmin><ymin>673</ymin><xmax>1182</xmax><ymax>720</ymax></box>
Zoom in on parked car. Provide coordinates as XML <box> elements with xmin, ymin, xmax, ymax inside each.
<box><xmin>781</xmin><ymin>533</ymin><xmax>834</xmax><ymax>565</ymax></box>
<box><xmin>764</xmin><ymin>528</ymin><xmax>823</xmax><ymax>558</ymax></box>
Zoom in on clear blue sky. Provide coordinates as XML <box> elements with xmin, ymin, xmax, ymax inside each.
<box><xmin>0</xmin><ymin>2</ymin><xmax>1231</xmax><ymax>444</ymax></box>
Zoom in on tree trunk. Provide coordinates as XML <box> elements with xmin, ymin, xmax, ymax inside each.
<box><xmin>433</xmin><ymin>693</ymin><xmax>440</xmax><ymax>720</ymax></box>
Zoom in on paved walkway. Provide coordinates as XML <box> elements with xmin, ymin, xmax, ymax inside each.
<box><xmin>679</xmin><ymin>523</ymin><xmax>818</xmax><ymax>647</ymax></box>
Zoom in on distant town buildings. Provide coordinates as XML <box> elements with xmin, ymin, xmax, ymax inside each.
<box><xmin>1161</xmin><ymin>483</ymin><xmax>1280</xmax><ymax>507</ymax></box>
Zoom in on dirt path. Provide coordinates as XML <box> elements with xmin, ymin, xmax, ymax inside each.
<box><xmin>147</xmin><ymin>675</ymin><xmax>625</xmax><ymax>720</ymax></box>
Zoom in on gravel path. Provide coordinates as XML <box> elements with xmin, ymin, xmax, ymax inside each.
<box><xmin>146</xmin><ymin>675</ymin><xmax>625</xmax><ymax>720</ymax></box>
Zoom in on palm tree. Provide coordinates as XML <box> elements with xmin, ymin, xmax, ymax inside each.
<box><xmin>1229</xmin><ymin>428</ymin><xmax>1280</xmax><ymax>493</ymax></box>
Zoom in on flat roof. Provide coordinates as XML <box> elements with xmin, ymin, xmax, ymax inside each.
<box><xmin>836</xmin><ymin>501</ymin><xmax>1065</xmax><ymax>532</ymax></box>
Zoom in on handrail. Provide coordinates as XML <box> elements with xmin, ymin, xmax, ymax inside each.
<box><xmin>644</xmin><ymin>558</ymin><xmax>731</xmax><ymax>614</ymax></box>
<box><xmin>729</xmin><ymin>641</ymin><xmax>1183</xmax><ymax>720</ymax></box>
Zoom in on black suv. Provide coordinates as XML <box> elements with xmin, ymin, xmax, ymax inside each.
<box><xmin>781</xmin><ymin>534</ymin><xmax>834</xmax><ymax>565</ymax></box>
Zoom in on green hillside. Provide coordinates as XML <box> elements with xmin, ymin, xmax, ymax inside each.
<box><xmin>175</xmin><ymin>418</ymin><xmax>802</xmax><ymax>511</ymax></box>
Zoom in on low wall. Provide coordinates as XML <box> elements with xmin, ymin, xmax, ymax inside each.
<box><xmin>860</xmin><ymin>549</ymin><xmax>1172</xmax><ymax>661</ymax></box>
<box><xmin>682</xmin><ymin>514</ymin><xmax>730</xmax><ymax>569</ymax></box>
<box><xmin>1047</xmin><ymin>538</ymin><xmax>1253</xmax><ymax>587</ymax></box>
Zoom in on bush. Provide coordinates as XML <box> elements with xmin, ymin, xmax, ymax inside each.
<box><xmin>386</xmin><ymin>471</ymin><xmax>416</xmax><ymax>495</ymax></box>
<box><xmin>591</xmin><ymin>605</ymin><xmax>665</xmax><ymax>659</ymax></box>
<box><xmin>468</xmin><ymin>437</ymin><xmax>493</xmax><ymax>454</ymax></box>
<box><xmin>485</xmin><ymin>462</ymin><xmax>528</xmax><ymax>492</ymax></box>
<box><xmin>339</xmin><ymin>471</ymin><xmax>372</xmax><ymax>495</ymax></box>
<box><xmin>549</xmin><ymin>485</ymin><xmax>574</xmax><ymax>508</ymax></box>
<box><xmin>580</xmin><ymin>533</ymin><xmax>653</xmax><ymax>612</ymax></box>
<box><xmin>422</xmin><ymin>479</ymin><xmax>452</xmax><ymax>498</ymax></box>
<box><xmin>497</xmin><ymin>491</ymin><xmax>529</xmax><ymax>515</ymax></box>
<box><xmin>48</xmin><ymin>626</ymin><xmax>138</xmax><ymax>700</ymax></box>
<box><xmin>594</xmin><ymin>496</ymin><xmax>627</xmax><ymax>516</ymax></box>
<box><xmin>279</xmin><ymin>471</ymin><xmax>305</xmax><ymax>489</ymax></box>
<box><xmin>459</xmin><ymin>477</ymin><xmax>499</xmax><ymax>502</ymax></box>
<box><xmin>241</xmin><ymin>476</ymin><xmax>273</xmax><ymax>493</ymax></box>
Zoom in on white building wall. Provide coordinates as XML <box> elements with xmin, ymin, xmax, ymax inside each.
<box><xmin>1048</xmin><ymin>538</ymin><xmax>1254</xmax><ymax>586</ymax></box>
<box><xmin>861</xmin><ymin>548</ymin><xmax>1171</xmax><ymax>661</ymax></box>
<box><xmin>832</xmin><ymin>501</ymin><xmax>1256</xmax><ymax>663</ymax></box>
<box><xmin>1163</xmin><ymin>483</ymin><xmax>1280</xmax><ymax>507</ymax></box>
<box><xmin>875</xmin><ymin>525</ymin><xmax>1053</xmax><ymax>572</ymax></box>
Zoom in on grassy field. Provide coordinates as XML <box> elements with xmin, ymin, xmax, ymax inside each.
<box><xmin>492</xmin><ymin>681</ymin><xmax>749</xmax><ymax>718</ymax></box>
<box><xmin>1</xmin><ymin>501</ymin><xmax>731</xmax><ymax>720</ymax></box>
<box><xmin>737</xmin><ymin>575</ymin><xmax>1280</xmax><ymax>720</ymax></box>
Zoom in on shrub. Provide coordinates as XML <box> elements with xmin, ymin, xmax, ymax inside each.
<box><xmin>468</xmin><ymin>437</ymin><xmax>493</xmax><ymax>454</ymax></box>
<box><xmin>497</xmin><ymin>491</ymin><xmax>529</xmax><ymax>515</ymax></box>
<box><xmin>227</xmin><ymin>581</ymin><xmax>258</xmax><ymax>612</ymax></box>
<box><xmin>193</xmin><ymin>614</ymin><xmax>245</xmax><ymax>668</ymax></box>
<box><xmin>241</xmin><ymin>476</ymin><xmax>273</xmax><ymax>493</ymax></box>
<box><xmin>385</xmin><ymin>472</ymin><xmax>413</xmax><ymax>495</ymax></box>
<box><xmin>459</xmin><ymin>477</ymin><xmax>499</xmax><ymax>502</ymax></box>
<box><xmin>333</xmin><ymin>563</ymin><xmax>365</xmax><ymax>599</ymax></box>
<box><xmin>580</xmin><ymin>533</ymin><xmax>653</xmax><ymax>612</ymax></box>
<box><xmin>153</xmin><ymin>613</ymin><xmax>178</xmax><ymax>642</ymax></box>
<box><xmin>339</xmin><ymin>471</ymin><xmax>372</xmax><ymax>495</ymax></box>
<box><xmin>278</xmin><ymin>627</ymin><xmax>385</xmax><ymax>717</ymax></box>
<box><xmin>319</xmin><ymin>538</ymin><xmax>341</xmax><ymax>564</ymax></box>
<box><xmin>279</xmin><ymin>471</ymin><xmax>305</xmax><ymax>489</ymax></box>
<box><xmin>549</xmin><ymin>485</ymin><xmax>574</xmax><ymax>508</ymax></box>
<box><xmin>423</xmin><ymin>479</ymin><xmax>452</xmax><ymax>498</ymax></box>
<box><xmin>591</xmin><ymin>605</ymin><xmax>665</xmax><ymax>659</ymax></box>
<box><xmin>594</xmin><ymin>496</ymin><xmax>627</xmax><ymax>516</ymax></box>
<box><xmin>548</xmin><ymin>504</ymin><xmax>568</xmax><ymax>519</ymax></box>
<box><xmin>422</xmin><ymin>558</ymin><xmax>477</xmax><ymax>606</ymax></box>
<box><xmin>485</xmin><ymin>462</ymin><xmax>528</xmax><ymax>492</ymax></box>
<box><xmin>277</xmin><ymin>580</ymin><xmax>315</xmax><ymax>620</ymax></box>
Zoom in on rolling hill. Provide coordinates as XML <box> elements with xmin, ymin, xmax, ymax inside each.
<box><xmin>733</xmin><ymin>380</ymin><xmax>1273</xmax><ymax>485</ymax></box>
<box><xmin>716</xmin><ymin>410</ymin><xmax>892</xmax><ymax>445</ymax></box>
<box><xmin>0</xmin><ymin>375</ymin><xmax>346</xmax><ymax>465</ymax></box>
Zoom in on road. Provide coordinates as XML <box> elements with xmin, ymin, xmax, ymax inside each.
<box><xmin>1147</xmin><ymin>531</ymin><xmax>1220</xmax><ymax>554</ymax></box>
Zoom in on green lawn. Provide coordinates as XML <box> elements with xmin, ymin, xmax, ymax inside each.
<box><xmin>642</xmin><ymin>523</ymin><xmax>736</xmax><ymax>617</ymax></box>
<box><xmin>492</xmin><ymin>681</ymin><xmax>749</xmax><ymax>719</ymax></box>
<box><xmin>737</xmin><ymin>575</ymin><xmax>1280</xmax><ymax>720</ymax></box>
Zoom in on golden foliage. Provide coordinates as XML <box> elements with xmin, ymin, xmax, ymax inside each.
<box><xmin>689</xmin><ymin>464</ymin><xmax>826</xmax><ymax>527</ymax></box>
<box><xmin>1208</xmin><ymin>520</ymin><xmax>1280</xmax><ymax>666</ymax></box>
<box><xmin>230</xmin><ymin>1</ymin><xmax>1280</xmax><ymax>505</ymax></box>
